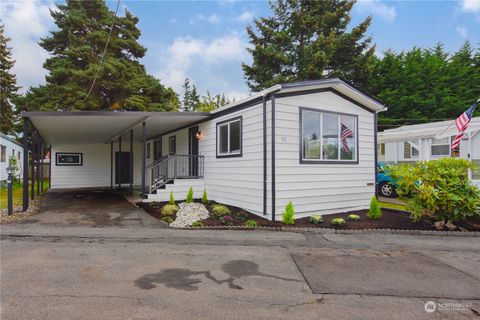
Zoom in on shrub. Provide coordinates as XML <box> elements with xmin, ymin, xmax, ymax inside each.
<box><xmin>244</xmin><ymin>219</ymin><xmax>257</xmax><ymax>227</ymax></box>
<box><xmin>211</xmin><ymin>204</ymin><xmax>231</xmax><ymax>218</ymax></box>
<box><xmin>282</xmin><ymin>202</ymin><xmax>295</xmax><ymax>225</ymax></box>
<box><xmin>236</xmin><ymin>211</ymin><xmax>249</xmax><ymax>221</ymax></box>
<box><xmin>185</xmin><ymin>187</ymin><xmax>194</xmax><ymax>203</ymax></box>
<box><xmin>161</xmin><ymin>204</ymin><xmax>179</xmax><ymax>216</ymax></box>
<box><xmin>388</xmin><ymin>158</ymin><xmax>480</xmax><ymax>222</ymax></box>
<box><xmin>150</xmin><ymin>202</ymin><xmax>161</xmax><ymax>209</ymax></box>
<box><xmin>161</xmin><ymin>216</ymin><xmax>174</xmax><ymax>224</ymax></box>
<box><xmin>221</xmin><ymin>215</ymin><xmax>234</xmax><ymax>225</ymax></box>
<box><xmin>202</xmin><ymin>189</ymin><xmax>208</xmax><ymax>205</ymax></box>
<box><xmin>191</xmin><ymin>221</ymin><xmax>203</xmax><ymax>228</ymax></box>
<box><xmin>347</xmin><ymin>214</ymin><xmax>361</xmax><ymax>221</ymax></box>
<box><xmin>368</xmin><ymin>197</ymin><xmax>382</xmax><ymax>220</ymax></box>
<box><xmin>309</xmin><ymin>214</ymin><xmax>323</xmax><ymax>224</ymax></box>
<box><xmin>169</xmin><ymin>191</ymin><xmax>175</xmax><ymax>205</ymax></box>
<box><xmin>331</xmin><ymin>218</ymin><xmax>345</xmax><ymax>226</ymax></box>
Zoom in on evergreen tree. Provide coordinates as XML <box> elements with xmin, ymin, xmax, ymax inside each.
<box><xmin>181</xmin><ymin>78</ymin><xmax>200</xmax><ymax>112</ymax></box>
<box><xmin>16</xmin><ymin>0</ymin><xmax>178</xmax><ymax>112</ymax></box>
<box><xmin>196</xmin><ymin>91</ymin><xmax>232</xmax><ymax>112</ymax></box>
<box><xmin>242</xmin><ymin>0</ymin><xmax>375</xmax><ymax>92</ymax></box>
<box><xmin>0</xmin><ymin>24</ymin><xmax>19</xmax><ymax>135</ymax></box>
<box><xmin>366</xmin><ymin>42</ymin><xmax>479</xmax><ymax>129</ymax></box>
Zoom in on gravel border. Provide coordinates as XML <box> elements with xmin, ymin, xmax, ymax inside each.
<box><xmin>178</xmin><ymin>225</ymin><xmax>480</xmax><ymax>236</ymax></box>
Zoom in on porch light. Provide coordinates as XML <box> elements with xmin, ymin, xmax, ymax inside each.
<box><xmin>6</xmin><ymin>165</ymin><xmax>15</xmax><ymax>176</ymax></box>
<box><xmin>196</xmin><ymin>131</ymin><xmax>204</xmax><ymax>140</ymax></box>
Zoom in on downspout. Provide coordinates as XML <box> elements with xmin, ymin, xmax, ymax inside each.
<box><xmin>262</xmin><ymin>95</ymin><xmax>267</xmax><ymax>216</ymax></box>
<box><xmin>375</xmin><ymin>107</ymin><xmax>388</xmax><ymax>198</ymax></box>
<box><xmin>271</xmin><ymin>93</ymin><xmax>276</xmax><ymax>222</ymax></box>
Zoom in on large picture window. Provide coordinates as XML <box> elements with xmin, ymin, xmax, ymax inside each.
<box><xmin>217</xmin><ymin>116</ymin><xmax>242</xmax><ymax>158</ymax></box>
<box><xmin>431</xmin><ymin>137</ymin><xmax>450</xmax><ymax>156</ymax></box>
<box><xmin>300</xmin><ymin>108</ymin><xmax>357</xmax><ymax>163</ymax></box>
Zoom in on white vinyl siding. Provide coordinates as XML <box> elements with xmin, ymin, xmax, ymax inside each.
<box><xmin>0</xmin><ymin>135</ymin><xmax>24</xmax><ymax>181</ymax></box>
<box><xmin>273</xmin><ymin>91</ymin><xmax>375</xmax><ymax>219</ymax></box>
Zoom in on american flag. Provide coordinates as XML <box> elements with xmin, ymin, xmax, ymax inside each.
<box><xmin>451</xmin><ymin>101</ymin><xmax>477</xmax><ymax>151</ymax></box>
<box><xmin>341</xmin><ymin>123</ymin><xmax>353</xmax><ymax>152</ymax></box>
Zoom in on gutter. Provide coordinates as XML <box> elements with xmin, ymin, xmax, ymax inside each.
<box><xmin>374</xmin><ymin>107</ymin><xmax>388</xmax><ymax>198</ymax></box>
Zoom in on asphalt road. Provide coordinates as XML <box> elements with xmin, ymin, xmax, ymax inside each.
<box><xmin>1</xmin><ymin>225</ymin><xmax>479</xmax><ymax>320</ymax></box>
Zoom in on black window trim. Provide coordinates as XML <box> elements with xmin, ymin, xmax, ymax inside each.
<box><xmin>299</xmin><ymin>106</ymin><xmax>359</xmax><ymax>164</ymax></box>
<box><xmin>55</xmin><ymin>152</ymin><xmax>83</xmax><ymax>166</ymax></box>
<box><xmin>216</xmin><ymin>115</ymin><xmax>243</xmax><ymax>158</ymax></box>
<box><xmin>168</xmin><ymin>136</ymin><xmax>176</xmax><ymax>155</ymax></box>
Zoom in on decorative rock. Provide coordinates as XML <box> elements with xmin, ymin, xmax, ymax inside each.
<box><xmin>170</xmin><ymin>202</ymin><xmax>210</xmax><ymax>228</ymax></box>
<box><xmin>445</xmin><ymin>221</ymin><xmax>457</xmax><ymax>231</ymax></box>
<box><xmin>434</xmin><ymin>221</ymin><xmax>445</xmax><ymax>230</ymax></box>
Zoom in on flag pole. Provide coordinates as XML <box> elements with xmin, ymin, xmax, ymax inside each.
<box><xmin>435</xmin><ymin>97</ymin><xmax>480</xmax><ymax>138</ymax></box>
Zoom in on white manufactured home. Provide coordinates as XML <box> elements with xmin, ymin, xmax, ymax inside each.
<box><xmin>0</xmin><ymin>132</ymin><xmax>24</xmax><ymax>182</ymax></box>
<box><xmin>377</xmin><ymin>118</ymin><xmax>480</xmax><ymax>182</ymax></box>
<box><xmin>21</xmin><ymin>79</ymin><xmax>385</xmax><ymax>220</ymax></box>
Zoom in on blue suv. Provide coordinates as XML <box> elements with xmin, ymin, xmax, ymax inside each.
<box><xmin>377</xmin><ymin>162</ymin><xmax>398</xmax><ymax>197</ymax></box>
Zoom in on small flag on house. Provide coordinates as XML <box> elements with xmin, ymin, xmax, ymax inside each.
<box><xmin>341</xmin><ymin>123</ymin><xmax>353</xmax><ymax>152</ymax></box>
<box><xmin>451</xmin><ymin>100</ymin><xmax>478</xmax><ymax>151</ymax></box>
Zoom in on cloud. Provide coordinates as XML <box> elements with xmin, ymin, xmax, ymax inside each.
<box><xmin>456</xmin><ymin>26</ymin><xmax>468</xmax><ymax>39</ymax></box>
<box><xmin>208</xmin><ymin>14</ymin><xmax>221</xmax><ymax>24</ymax></box>
<box><xmin>2</xmin><ymin>0</ymin><xmax>55</xmax><ymax>92</ymax></box>
<box><xmin>236</xmin><ymin>11</ymin><xmax>254</xmax><ymax>23</ymax></box>
<box><xmin>157</xmin><ymin>33</ymin><xmax>248</xmax><ymax>93</ymax></box>
<box><xmin>191</xmin><ymin>13</ymin><xmax>221</xmax><ymax>25</ymax></box>
<box><xmin>355</xmin><ymin>0</ymin><xmax>397</xmax><ymax>23</ymax></box>
<box><xmin>461</xmin><ymin>0</ymin><xmax>480</xmax><ymax>14</ymax></box>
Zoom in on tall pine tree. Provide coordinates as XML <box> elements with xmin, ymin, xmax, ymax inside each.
<box><xmin>17</xmin><ymin>0</ymin><xmax>179</xmax><ymax>112</ymax></box>
<box><xmin>0</xmin><ymin>24</ymin><xmax>19</xmax><ymax>135</ymax></box>
<box><xmin>181</xmin><ymin>78</ymin><xmax>200</xmax><ymax>112</ymax></box>
<box><xmin>242</xmin><ymin>0</ymin><xmax>375</xmax><ymax>91</ymax></box>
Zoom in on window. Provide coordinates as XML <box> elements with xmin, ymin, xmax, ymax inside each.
<box><xmin>378</xmin><ymin>143</ymin><xmax>385</xmax><ymax>156</ymax></box>
<box><xmin>216</xmin><ymin>116</ymin><xmax>242</xmax><ymax>157</ymax></box>
<box><xmin>0</xmin><ymin>145</ymin><xmax>6</xmax><ymax>162</ymax></box>
<box><xmin>300</xmin><ymin>108</ymin><xmax>357</xmax><ymax>163</ymax></box>
<box><xmin>56</xmin><ymin>153</ymin><xmax>82</xmax><ymax>166</ymax></box>
<box><xmin>153</xmin><ymin>139</ymin><xmax>162</xmax><ymax>160</ymax></box>
<box><xmin>146</xmin><ymin>142</ymin><xmax>151</xmax><ymax>159</ymax></box>
<box><xmin>404</xmin><ymin>142</ymin><xmax>419</xmax><ymax>159</ymax></box>
<box><xmin>431</xmin><ymin>137</ymin><xmax>450</xmax><ymax>156</ymax></box>
<box><xmin>169</xmin><ymin>136</ymin><xmax>176</xmax><ymax>155</ymax></box>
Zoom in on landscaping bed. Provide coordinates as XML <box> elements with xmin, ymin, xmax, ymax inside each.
<box><xmin>138</xmin><ymin>200</ymin><xmax>480</xmax><ymax>231</ymax></box>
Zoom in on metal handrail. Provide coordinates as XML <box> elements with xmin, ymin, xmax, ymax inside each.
<box><xmin>145</xmin><ymin>154</ymin><xmax>204</xmax><ymax>194</ymax></box>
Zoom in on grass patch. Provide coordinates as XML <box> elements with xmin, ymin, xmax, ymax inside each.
<box><xmin>0</xmin><ymin>180</ymin><xmax>50</xmax><ymax>209</ymax></box>
<box><xmin>379</xmin><ymin>201</ymin><xmax>408</xmax><ymax>212</ymax></box>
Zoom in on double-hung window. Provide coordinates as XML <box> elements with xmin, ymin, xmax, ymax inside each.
<box><xmin>300</xmin><ymin>108</ymin><xmax>357</xmax><ymax>163</ymax></box>
<box><xmin>217</xmin><ymin>116</ymin><xmax>242</xmax><ymax>158</ymax></box>
<box><xmin>431</xmin><ymin>137</ymin><xmax>450</xmax><ymax>157</ymax></box>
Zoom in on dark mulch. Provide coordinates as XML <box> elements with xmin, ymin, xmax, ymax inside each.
<box><xmin>138</xmin><ymin>201</ymin><xmax>480</xmax><ymax>231</ymax></box>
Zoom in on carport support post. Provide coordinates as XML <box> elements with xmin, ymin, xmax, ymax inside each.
<box><xmin>118</xmin><ymin>136</ymin><xmax>122</xmax><ymax>190</ymax></box>
<box><xmin>36</xmin><ymin>141</ymin><xmax>40</xmax><ymax>195</ymax></box>
<box><xmin>22</xmin><ymin>120</ymin><xmax>29</xmax><ymax>211</ymax></box>
<box><xmin>129</xmin><ymin>129</ymin><xmax>133</xmax><ymax>194</ymax></box>
<box><xmin>110</xmin><ymin>141</ymin><xmax>113</xmax><ymax>190</ymax></box>
<box><xmin>141</xmin><ymin>121</ymin><xmax>146</xmax><ymax>197</ymax></box>
<box><xmin>40</xmin><ymin>143</ymin><xmax>44</xmax><ymax>193</ymax></box>
<box><xmin>30</xmin><ymin>141</ymin><xmax>35</xmax><ymax>200</ymax></box>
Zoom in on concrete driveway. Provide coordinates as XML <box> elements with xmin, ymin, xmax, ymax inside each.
<box><xmin>23</xmin><ymin>190</ymin><xmax>164</xmax><ymax>228</ymax></box>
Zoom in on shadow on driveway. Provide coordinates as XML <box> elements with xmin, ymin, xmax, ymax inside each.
<box><xmin>24</xmin><ymin>190</ymin><xmax>165</xmax><ymax>228</ymax></box>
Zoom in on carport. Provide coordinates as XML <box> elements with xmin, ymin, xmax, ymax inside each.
<box><xmin>21</xmin><ymin>111</ymin><xmax>210</xmax><ymax>212</ymax></box>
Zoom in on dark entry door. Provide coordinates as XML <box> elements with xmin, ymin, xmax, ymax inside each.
<box><xmin>188</xmin><ymin>126</ymin><xmax>199</xmax><ymax>177</ymax></box>
<box><xmin>115</xmin><ymin>151</ymin><xmax>132</xmax><ymax>184</ymax></box>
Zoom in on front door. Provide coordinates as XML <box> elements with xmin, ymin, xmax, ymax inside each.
<box><xmin>188</xmin><ymin>126</ymin><xmax>199</xmax><ymax>177</ymax></box>
<box><xmin>115</xmin><ymin>151</ymin><xmax>132</xmax><ymax>184</ymax></box>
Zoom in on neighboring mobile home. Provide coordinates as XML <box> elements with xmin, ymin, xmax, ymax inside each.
<box><xmin>377</xmin><ymin>118</ymin><xmax>480</xmax><ymax>182</ymax></box>
<box><xmin>21</xmin><ymin>78</ymin><xmax>385</xmax><ymax>220</ymax></box>
<box><xmin>0</xmin><ymin>132</ymin><xmax>24</xmax><ymax>182</ymax></box>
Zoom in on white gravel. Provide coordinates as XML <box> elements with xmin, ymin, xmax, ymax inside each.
<box><xmin>170</xmin><ymin>202</ymin><xmax>210</xmax><ymax>228</ymax></box>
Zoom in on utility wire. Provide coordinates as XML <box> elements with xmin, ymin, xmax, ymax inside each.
<box><xmin>83</xmin><ymin>0</ymin><xmax>121</xmax><ymax>101</ymax></box>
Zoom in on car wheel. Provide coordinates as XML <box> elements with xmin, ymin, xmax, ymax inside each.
<box><xmin>379</xmin><ymin>182</ymin><xmax>396</xmax><ymax>198</ymax></box>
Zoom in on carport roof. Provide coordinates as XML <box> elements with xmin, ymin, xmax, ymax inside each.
<box><xmin>22</xmin><ymin>111</ymin><xmax>211</xmax><ymax>145</ymax></box>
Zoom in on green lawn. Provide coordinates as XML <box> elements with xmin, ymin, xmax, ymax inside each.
<box><xmin>0</xmin><ymin>180</ymin><xmax>50</xmax><ymax>209</ymax></box>
<box><xmin>379</xmin><ymin>201</ymin><xmax>408</xmax><ymax>212</ymax></box>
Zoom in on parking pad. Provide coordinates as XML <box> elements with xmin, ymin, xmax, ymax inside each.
<box><xmin>291</xmin><ymin>252</ymin><xmax>480</xmax><ymax>299</ymax></box>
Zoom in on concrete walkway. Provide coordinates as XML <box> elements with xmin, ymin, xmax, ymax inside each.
<box><xmin>1</xmin><ymin>223</ymin><xmax>479</xmax><ymax>319</ymax></box>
